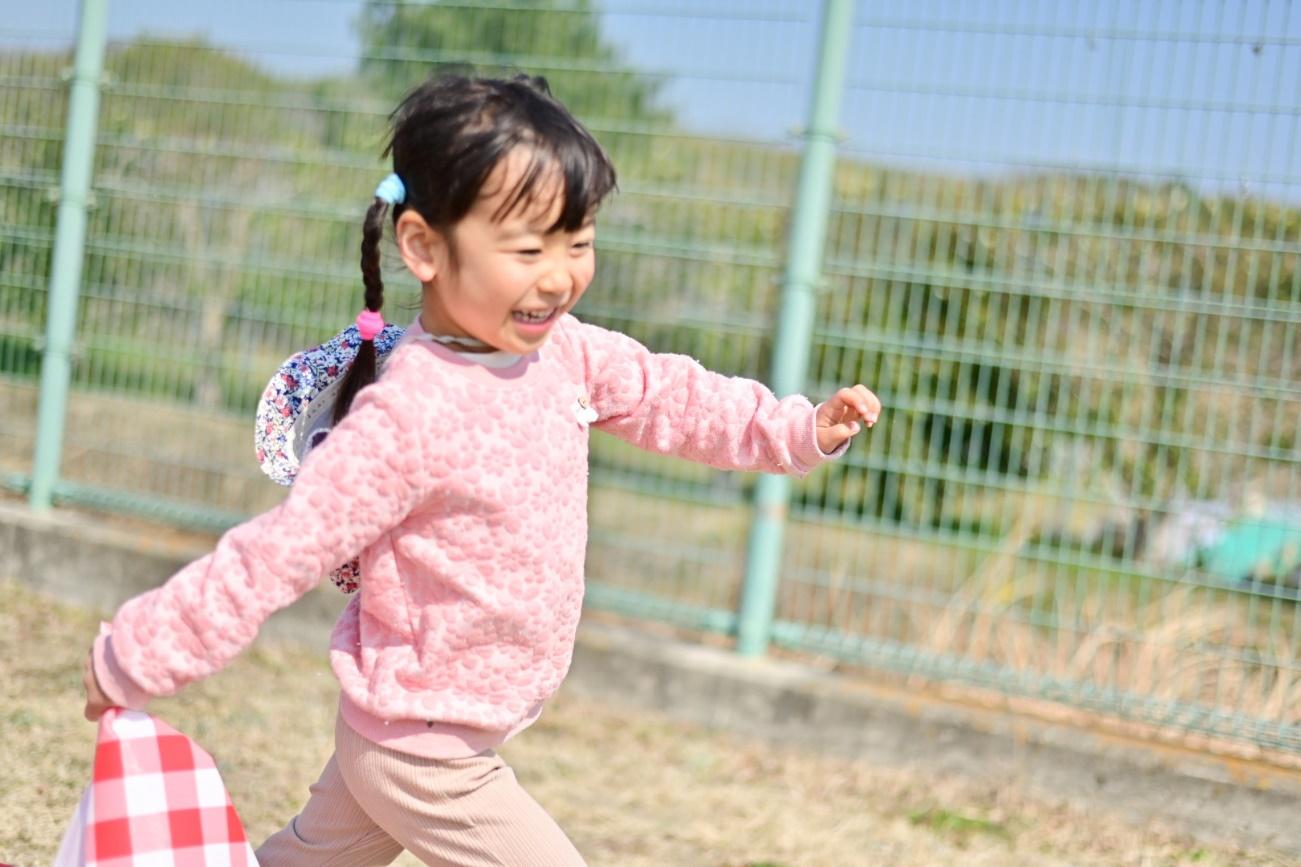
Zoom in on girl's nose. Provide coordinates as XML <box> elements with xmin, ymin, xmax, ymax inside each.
<box><xmin>537</xmin><ymin>258</ymin><xmax>574</xmax><ymax>298</ymax></box>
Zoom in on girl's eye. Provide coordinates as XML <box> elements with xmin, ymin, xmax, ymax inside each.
<box><xmin>515</xmin><ymin>249</ymin><xmax>542</xmax><ymax>256</ymax></box>
<box><xmin>572</xmin><ymin>241</ymin><xmax>593</xmax><ymax>251</ymax></box>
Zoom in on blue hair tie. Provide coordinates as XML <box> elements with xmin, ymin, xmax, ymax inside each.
<box><xmin>374</xmin><ymin>173</ymin><xmax>406</xmax><ymax>206</ymax></box>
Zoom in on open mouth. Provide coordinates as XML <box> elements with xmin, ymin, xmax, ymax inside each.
<box><xmin>512</xmin><ymin>308</ymin><xmax>558</xmax><ymax>326</ymax></box>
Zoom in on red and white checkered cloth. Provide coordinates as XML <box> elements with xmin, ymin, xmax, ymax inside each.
<box><xmin>53</xmin><ymin>709</ymin><xmax>258</xmax><ymax>866</ymax></box>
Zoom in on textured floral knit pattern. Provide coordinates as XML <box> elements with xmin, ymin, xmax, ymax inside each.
<box><xmin>104</xmin><ymin>315</ymin><xmax>839</xmax><ymax>733</ymax></box>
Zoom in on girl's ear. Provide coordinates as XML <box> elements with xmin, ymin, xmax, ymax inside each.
<box><xmin>394</xmin><ymin>210</ymin><xmax>442</xmax><ymax>283</ymax></box>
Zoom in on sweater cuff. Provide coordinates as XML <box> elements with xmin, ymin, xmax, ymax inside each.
<box><xmin>789</xmin><ymin>401</ymin><xmax>852</xmax><ymax>476</ymax></box>
<box><xmin>92</xmin><ymin>624</ymin><xmax>153</xmax><ymax>710</ymax></box>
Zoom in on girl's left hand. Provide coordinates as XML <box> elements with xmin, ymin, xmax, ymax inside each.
<box><xmin>83</xmin><ymin>650</ymin><xmax>114</xmax><ymax>722</ymax></box>
<box><xmin>816</xmin><ymin>385</ymin><xmax>881</xmax><ymax>454</ymax></box>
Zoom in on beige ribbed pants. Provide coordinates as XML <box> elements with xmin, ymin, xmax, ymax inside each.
<box><xmin>255</xmin><ymin>712</ymin><xmax>586</xmax><ymax>866</ymax></box>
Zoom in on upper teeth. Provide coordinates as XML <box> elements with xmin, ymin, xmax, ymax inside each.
<box><xmin>518</xmin><ymin>310</ymin><xmax>550</xmax><ymax>322</ymax></box>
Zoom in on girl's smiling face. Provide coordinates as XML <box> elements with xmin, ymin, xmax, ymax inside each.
<box><xmin>411</xmin><ymin>148</ymin><xmax>597</xmax><ymax>355</ymax></box>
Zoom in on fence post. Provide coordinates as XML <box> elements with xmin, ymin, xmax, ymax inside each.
<box><xmin>30</xmin><ymin>0</ymin><xmax>109</xmax><ymax>511</ymax></box>
<box><xmin>736</xmin><ymin>0</ymin><xmax>853</xmax><ymax>657</ymax></box>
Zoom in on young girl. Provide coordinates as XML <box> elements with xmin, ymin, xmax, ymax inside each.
<box><xmin>82</xmin><ymin>74</ymin><xmax>881</xmax><ymax>866</ymax></box>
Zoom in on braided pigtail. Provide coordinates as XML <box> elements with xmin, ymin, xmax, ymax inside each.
<box><xmin>334</xmin><ymin>175</ymin><xmax>404</xmax><ymax>424</ymax></box>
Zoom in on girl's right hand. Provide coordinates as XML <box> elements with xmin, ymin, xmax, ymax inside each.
<box><xmin>82</xmin><ymin>650</ymin><xmax>114</xmax><ymax>721</ymax></box>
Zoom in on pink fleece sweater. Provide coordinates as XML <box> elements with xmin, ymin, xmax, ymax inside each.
<box><xmin>94</xmin><ymin>314</ymin><xmax>844</xmax><ymax>755</ymax></box>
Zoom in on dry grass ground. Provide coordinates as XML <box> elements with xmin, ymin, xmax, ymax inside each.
<box><xmin>1</xmin><ymin>581</ymin><xmax>1294</xmax><ymax>867</ymax></box>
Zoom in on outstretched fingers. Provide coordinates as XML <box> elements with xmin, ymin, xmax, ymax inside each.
<box><xmin>815</xmin><ymin>385</ymin><xmax>883</xmax><ymax>454</ymax></box>
<box><xmin>832</xmin><ymin>385</ymin><xmax>881</xmax><ymax>428</ymax></box>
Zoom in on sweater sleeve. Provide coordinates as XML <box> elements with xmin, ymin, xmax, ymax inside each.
<box><xmin>100</xmin><ymin>377</ymin><xmax>430</xmax><ymax>701</ymax></box>
<box><xmin>565</xmin><ymin>317</ymin><xmax>848</xmax><ymax>476</ymax></box>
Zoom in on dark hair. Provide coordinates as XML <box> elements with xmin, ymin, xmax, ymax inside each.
<box><xmin>333</xmin><ymin>73</ymin><xmax>618</xmax><ymax>423</ymax></box>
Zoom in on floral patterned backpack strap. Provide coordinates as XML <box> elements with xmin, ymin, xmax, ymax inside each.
<box><xmin>254</xmin><ymin>323</ymin><xmax>406</xmax><ymax>486</ymax></box>
<box><xmin>254</xmin><ymin>322</ymin><xmax>407</xmax><ymax>593</ymax></box>
<box><xmin>328</xmin><ymin>559</ymin><xmax>362</xmax><ymax>594</ymax></box>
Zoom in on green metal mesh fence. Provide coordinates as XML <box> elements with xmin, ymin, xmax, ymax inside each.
<box><xmin>1</xmin><ymin>0</ymin><xmax>1296</xmax><ymax>753</ymax></box>
<box><xmin>780</xmin><ymin>3</ymin><xmax>1299</xmax><ymax>751</ymax></box>
<box><xmin>0</xmin><ymin>24</ymin><xmax>68</xmax><ymax>486</ymax></box>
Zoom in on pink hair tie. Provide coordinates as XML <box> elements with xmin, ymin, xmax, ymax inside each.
<box><xmin>356</xmin><ymin>309</ymin><xmax>385</xmax><ymax>341</ymax></box>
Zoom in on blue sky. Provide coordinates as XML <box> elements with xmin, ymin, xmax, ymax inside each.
<box><xmin>8</xmin><ymin>0</ymin><xmax>1299</xmax><ymax>200</ymax></box>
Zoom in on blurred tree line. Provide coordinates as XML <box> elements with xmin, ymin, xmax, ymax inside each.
<box><xmin>0</xmin><ymin>0</ymin><xmax>1296</xmax><ymax>560</ymax></box>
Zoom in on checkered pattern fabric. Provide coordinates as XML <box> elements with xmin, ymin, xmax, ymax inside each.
<box><xmin>70</xmin><ymin>709</ymin><xmax>258</xmax><ymax>866</ymax></box>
